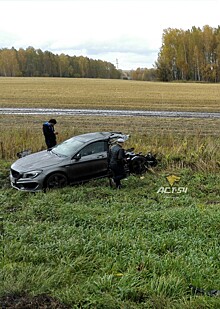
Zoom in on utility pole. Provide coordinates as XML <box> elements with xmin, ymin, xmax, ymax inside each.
<box><xmin>116</xmin><ymin>58</ymin><xmax>119</xmax><ymax>69</ymax></box>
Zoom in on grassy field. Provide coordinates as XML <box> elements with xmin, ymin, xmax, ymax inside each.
<box><xmin>1</xmin><ymin>166</ymin><xmax>220</xmax><ymax>308</ymax></box>
<box><xmin>0</xmin><ymin>77</ymin><xmax>220</xmax><ymax>111</ymax></box>
<box><xmin>1</xmin><ymin>78</ymin><xmax>220</xmax><ymax>308</ymax></box>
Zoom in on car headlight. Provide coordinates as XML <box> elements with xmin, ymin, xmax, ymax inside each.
<box><xmin>21</xmin><ymin>170</ymin><xmax>42</xmax><ymax>179</ymax></box>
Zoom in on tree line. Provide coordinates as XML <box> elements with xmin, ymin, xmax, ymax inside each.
<box><xmin>131</xmin><ymin>26</ymin><xmax>220</xmax><ymax>82</ymax></box>
<box><xmin>1</xmin><ymin>25</ymin><xmax>220</xmax><ymax>82</ymax></box>
<box><xmin>155</xmin><ymin>25</ymin><xmax>220</xmax><ymax>82</ymax></box>
<box><xmin>0</xmin><ymin>47</ymin><xmax>120</xmax><ymax>79</ymax></box>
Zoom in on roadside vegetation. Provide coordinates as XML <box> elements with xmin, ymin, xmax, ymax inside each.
<box><xmin>0</xmin><ymin>78</ymin><xmax>220</xmax><ymax>308</ymax></box>
<box><xmin>1</xmin><ymin>166</ymin><xmax>220</xmax><ymax>308</ymax></box>
<box><xmin>0</xmin><ymin>114</ymin><xmax>219</xmax><ymax>172</ymax></box>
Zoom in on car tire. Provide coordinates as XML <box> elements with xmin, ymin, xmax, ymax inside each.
<box><xmin>45</xmin><ymin>172</ymin><xmax>68</xmax><ymax>190</ymax></box>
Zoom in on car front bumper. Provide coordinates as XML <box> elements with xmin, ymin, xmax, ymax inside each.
<box><xmin>10</xmin><ymin>173</ymin><xmax>43</xmax><ymax>192</ymax></box>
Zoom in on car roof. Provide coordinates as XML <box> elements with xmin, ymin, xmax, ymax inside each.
<box><xmin>74</xmin><ymin>132</ymin><xmax>125</xmax><ymax>143</ymax></box>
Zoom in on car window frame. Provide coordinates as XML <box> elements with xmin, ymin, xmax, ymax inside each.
<box><xmin>78</xmin><ymin>140</ymin><xmax>107</xmax><ymax>158</ymax></box>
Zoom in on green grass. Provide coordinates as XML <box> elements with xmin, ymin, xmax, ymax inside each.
<box><xmin>1</xmin><ymin>165</ymin><xmax>220</xmax><ymax>308</ymax></box>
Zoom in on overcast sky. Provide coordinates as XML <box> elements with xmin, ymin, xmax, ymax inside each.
<box><xmin>0</xmin><ymin>0</ymin><xmax>219</xmax><ymax>70</ymax></box>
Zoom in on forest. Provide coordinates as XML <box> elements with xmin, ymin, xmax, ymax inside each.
<box><xmin>0</xmin><ymin>46</ymin><xmax>120</xmax><ymax>79</ymax></box>
<box><xmin>0</xmin><ymin>25</ymin><xmax>220</xmax><ymax>82</ymax></box>
<box><xmin>155</xmin><ymin>25</ymin><xmax>220</xmax><ymax>82</ymax></box>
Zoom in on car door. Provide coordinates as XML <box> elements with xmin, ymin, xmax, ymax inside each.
<box><xmin>66</xmin><ymin>140</ymin><xmax>108</xmax><ymax>182</ymax></box>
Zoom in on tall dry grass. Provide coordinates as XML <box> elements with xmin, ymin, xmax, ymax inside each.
<box><xmin>1</xmin><ymin>114</ymin><xmax>219</xmax><ymax>171</ymax></box>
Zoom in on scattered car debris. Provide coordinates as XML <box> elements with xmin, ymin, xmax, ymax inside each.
<box><xmin>189</xmin><ymin>284</ymin><xmax>220</xmax><ymax>297</ymax></box>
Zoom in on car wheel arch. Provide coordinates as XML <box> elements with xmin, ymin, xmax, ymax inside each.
<box><xmin>43</xmin><ymin>171</ymin><xmax>69</xmax><ymax>189</ymax></box>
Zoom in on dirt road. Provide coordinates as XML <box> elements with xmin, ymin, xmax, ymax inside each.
<box><xmin>0</xmin><ymin>108</ymin><xmax>220</xmax><ymax>118</ymax></box>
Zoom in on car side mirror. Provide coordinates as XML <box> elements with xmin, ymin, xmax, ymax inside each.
<box><xmin>73</xmin><ymin>153</ymin><xmax>81</xmax><ymax>161</ymax></box>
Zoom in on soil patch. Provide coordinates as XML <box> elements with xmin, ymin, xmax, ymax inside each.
<box><xmin>0</xmin><ymin>292</ymin><xmax>70</xmax><ymax>309</ymax></box>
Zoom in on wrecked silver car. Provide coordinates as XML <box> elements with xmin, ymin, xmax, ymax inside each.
<box><xmin>10</xmin><ymin>131</ymin><xmax>129</xmax><ymax>192</ymax></box>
